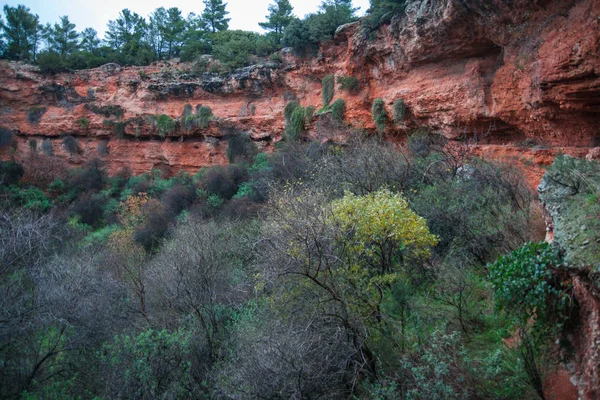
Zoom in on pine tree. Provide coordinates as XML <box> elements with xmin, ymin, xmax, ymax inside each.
<box><xmin>1</xmin><ymin>5</ymin><xmax>40</xmax><ymax>61</ymax></box>
<box><xmin>259</xmin><ymin>0</ymin><xmax>294</xmax><ymax>36</ymax></box>
<box><xmin>201</xmin><ymin>0</ymin><xmax>230</xmax><ymax>33</ymax></box>
<box><xmin>44</xmin><ymin>16</ymin><xmax>79</xmax><ymax>56</ymax></box>
<box><xmin>80</xmin><ymin>28</ymin><xmax>100</xmax><ymax>54</ymax></box>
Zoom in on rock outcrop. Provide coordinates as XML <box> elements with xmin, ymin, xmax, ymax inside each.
<box><xmin>539</xmin><ymin>156</ymin><xmax>600</xmax><ymax>400</ymax></box>
<box><xmin>0</xmin><ymin>0</ymin><xmax>598</xmax><ymax>180</ymax></box>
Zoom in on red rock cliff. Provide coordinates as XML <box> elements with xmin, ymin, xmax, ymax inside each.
<box><xmin>0</xmin><ymin>0</ymin><xmax>598</xmax><ymax>182</ymax></box>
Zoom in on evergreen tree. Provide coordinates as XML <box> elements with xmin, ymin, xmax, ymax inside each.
<box><xmin>259</xmin><ymin>0</ymin><xmax>294</xmax><ymax>37</ymax></box>
<box><xmin>148</xmin><ymin>7</ymin><xmax>168</xmax><ymax>59</ymax></box>
<box><xmin>44</xmin><ymin>16</ymin><xmax>79</xmax><ymax>56</ymax></box>
<box><xmin>1</xmin><ymin>5</ymin><xmax>40</xmax><ymax>61</ymax></box>
<box><xmin>201</xmin><ymin>0</ymin><xmax>230</xmax><ymax>33</ymax></box>
<box><xmin>106</xmin><ymin>9</ymin><xmax>151</xmax><ymax>64</ymax></box>
<box><xmin>80</xmin><ymin>28</ymin><xmax>100</xmax><ymax>54</ymax></box>
<box><xmin>164</xmin><ymin>8</ymin><xmax>186</xmax><ymax>58</ymax></box>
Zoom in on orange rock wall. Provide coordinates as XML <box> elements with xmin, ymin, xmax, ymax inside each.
<box><xmin>0</xmin><ymin>0</ymin><xmax>598</xmax><ymax>184</ymax></box>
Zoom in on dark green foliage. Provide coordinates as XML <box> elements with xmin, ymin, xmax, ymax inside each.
<box><xmin>283</xmin><ymin>0</ymin><xmax>358</xmax><ymax>56</ymax></box>
<box><xmin>331</xmin><ymin>98</ymin><xmax>345</xmax><ymax>122</ymax></box>
<box><xmin>489</xmin><ymin>242</ymin><xmax>567</xmax><ymax>324</ymax></box>
<box><xmin>284</xmin><ymin>100</ymin><xmax>300</xmax><ymax>122</ymax></box>
<box><xmin>195</xmin><ymin>105</ymin><xmax>213</xmax><ymax>129</ymax></box>
<box><xmin>85</xmin><ymin>104</ymin><xmax>124</xmax><ymax>119</ymax></box>
<box><xmin>259</xmin><ymin>0</ymin><xmax>294</xmax><ymax>38</ymax></box>
<box><xmin>365</xmin><ymin>0</ymin><xmax>410</xmax><ymax>31</ymax></box>
<box><xmin>27</xmin><ymin>107</ymin><xmax>47</xmax><ymax>125</ymax></box>
<box><xmin>156</xmin><ymin>114</ymin><xmax>176</xmax><ymax>138</ymax></box>
<box><xmin>2</xmin><ymin>5</ymin><xmax>39</xmax><ymax>62</ymax></box>
<box><xmin>201</xmin><ymin>0</ymin><xmax>230</xmax><ymax>33</ymax></box>
<box><xmin>29</xmin><ymin>138</ymin><xmax>37</xmax><ymax>152</ymax></box>
<box><xmin>337</xmin><ymin>75</ymin><xmax>358</xmax><ymax>92</ymax></box>
<box><xmin>372</xmin><ymin>97</ymin><xmax>387</xmax><ymax>133</ymax></box>
<box><xmin>227</xmin><ymin>133</ymin><xmax>257</xmax><ymax>163</ymax></box>
<box><xmin>0</xmin><ymin>160</ymin><xmax>24</xmax><ymax>185</ymax></box>
<box><xmin>304</xmin><ymin>106</ymin><xmax>316</xmax><ymax>125</ymax></box>
<box><xmin>36</xmin><ymin>51</ymin><xmax>68</xmax><ymax>74</ymax></box>
<box><xmin>0</xmin><ymin>127</ymin><xmax>13</xmax><ymax>148</ymax></box>
<box><xmin>76</xmin><ymin>117</ymin><xmax>90</xmax><ymax>129</ymax></box>
<box><xmin>62</xmin><ymin>135</ymin><xmax>78</xmax><ymax>155</ymax></box>
<box><xmin>322</xmin><ymin>74</ymin><xmax>335</xmax><ymax>106</ymax></box>
<box><xmin>393</xmin><ymin>98</ymin><xmax>405</xmax><ymax>123</ymax></box>
<box><xmin>286</xmin><ymin>106</ymin><xmax>307</xmax><ymax>140</ymax></box>
<box><xmin>101</xmin><ymin>329</ymin><xmax>193</xmax><ymax>399</ymax></box>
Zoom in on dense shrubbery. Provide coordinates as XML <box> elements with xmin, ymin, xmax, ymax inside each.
<box><xmin>1</xmin><ymin>115</ymin><xmax>569</xmax><ymax>398</ymax></box>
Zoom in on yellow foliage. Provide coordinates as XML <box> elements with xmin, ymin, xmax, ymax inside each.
<box><xmin>330</xmin><ymin>188</ymin><xmax>438</xmax><ymax>266</ymax></box>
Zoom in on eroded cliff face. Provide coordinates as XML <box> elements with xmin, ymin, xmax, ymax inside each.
<box><xmin>0</xmin><ymin>0</ymin><xmax>598</xmax><ymax>181</ymax></box>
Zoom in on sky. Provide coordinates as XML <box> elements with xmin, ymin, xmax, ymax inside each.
<box><xmin>5</xmin><ymin>0</ymin><xmax>371</xmax><ymax>37</ymax></box>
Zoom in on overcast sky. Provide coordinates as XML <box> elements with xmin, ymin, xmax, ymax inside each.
<box><xmin>5</xmin><ymin>0</ymin><xmax>371</xmax><ymax>37</ymax></box>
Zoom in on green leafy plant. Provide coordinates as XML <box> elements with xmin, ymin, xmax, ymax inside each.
<box><xmin>488</xmin><ymin>242</ymin><xmax>567</xmax><ymax>325</ymax></box>
<box><xmin>195</xmin><ymin>105</ymin><xmax>213</xmax><ymax>129</ymax></box>
<box><xmin>337</xmin><ymin>75</ymin><xmax>358</xmax><ymax>92</ymax></box>
<box><xmin>286</xmin><ymin>106</ymin><xmax>307</xmax><ymax>141</ymax></box>
<box><xmin>372</xmin><ymin>98</ymin><xmax>387</xmax><ymax>133</ymax></box>
<box><xmin>284</xmin><ymin>100</ymin><xmax>300</xmax><ymax>122</ymax></box>
<box><xmin>322</xmin><ymin>74</ymin><xmax>335</xmax><ymax>107</ymax></box>
<box><xmin>156</xmin><ymin>114</ymin><xmax>176</xmax><ymax>138</ymax></box>
<box><xmin>76</xmin><ymin>117</ymin><xmax>90</xmax><ymax>129</ymax></box>
<box><xmin>393</xmin><ymin>98</ymin><xmax>406</xmax><ymax>123</ymax></box>
<box><xmin>331</xmin><ymin>99</ymin><xmax>346</xmax><ymax>123</ymax></box>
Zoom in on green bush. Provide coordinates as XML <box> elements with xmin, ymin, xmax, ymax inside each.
<box><xmin>29</xmin><ymin>138</ymin><xmax>37</xmax><ymax>152</ymax></box>
<box><xmin>27</xmin><ymin>107</ymin><xmax>47</xmax><ymax>125</ymax></box>
<box><xmin>76</xmin><ymin>117</ymin><xmax>90</xmax><ymax>129</ymax></box>
<box><xmin>322</xmin><ymin>74</ymin><xmax>335</xmax><ymax>106</ymax></box>
<box><xmin>304</xmin><ymin>106</ymin><xmax>316</xmax><ymax>125</ymax></box>
<box><xmin>331</xmin><ymin>99</ymin><xmax>346</xmax><ymax>123</ymax></box>
<box><xmin>393</xmin><ymin>98</ymin><xmax>406</xmax><ymax>123</ymax></box>
<box><xmin>372</xmin><ymin>98</ymin><xmax>387</xmax><ymax>133</ymax></box>
<box><xmin>488</xmin><ymin>242</ymin><xmax>567</xmax><ymax>324</ymax></box>
<box><xmin>284</xmin><ymin>100</ymin><xmax>300</xmax><ymax>122</ymax></box>
<box><xmin>337</xmin><ymin>75</ymin><xmax>358</xmax><ymax>92</ymax></box>
<box><xmin>156</xmin><ymin>114</ymin><xmax>176</xmax><ymax>138</ymax></box>
<box><xmin>195</xmin><ymin>105</ymin><xmax>213</xmax><ymax>129</ymax></box>
<box><xmin>286</xmin><ymin>106</ymin><xmax>307</xmax><ymax>141</ymax></box>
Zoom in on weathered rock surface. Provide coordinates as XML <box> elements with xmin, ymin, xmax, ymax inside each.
<box><xmin>0</xmin><ymin>0</ymin><xmax>598</xmax><ymax>180</ymax></box>
<box><xmin>539</xmin><ymin>156</ymin><xmax>600</xmax><ymax>400</ymax></box>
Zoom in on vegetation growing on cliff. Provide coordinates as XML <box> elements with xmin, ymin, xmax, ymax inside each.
<box><xmin>1</xmin><ymin>127</ymin><xmax>563</xmax><ymax>399</ymax></box>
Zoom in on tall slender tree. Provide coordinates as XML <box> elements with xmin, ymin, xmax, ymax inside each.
<box><xmin>259</xmin><ymin>0</ymin><xmax>294</xmax><ymax>38</ymax></box>
<box><xmin>80</xmin><ymin>28</ymin><xmax>100</xmax><ymax>54</ymax></box>
<box><xmin>44</xmin><ymin>16</ymin><xmax>79</xmax><ymax>56</ymax></box>
<box><xmin>201</xmin><ymin>0</ymin><xmax>230</xmax><ymax>33</ymax></box>
<box><xmin>1</xmin><ymin>5</ymin><xmax>40</xmax><ymax>61</ymax></box>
